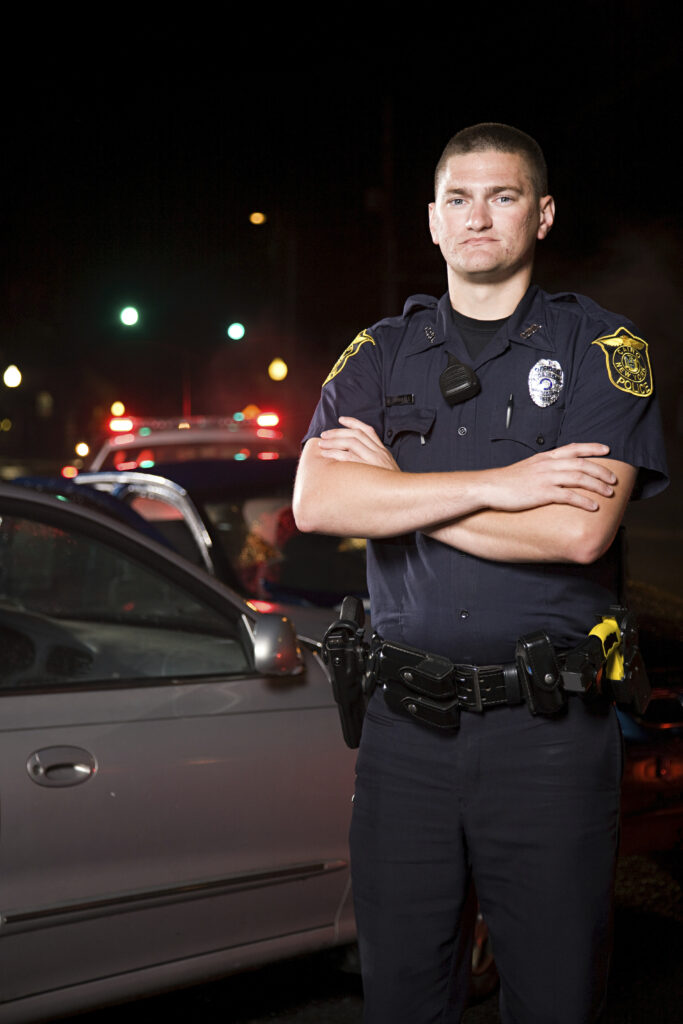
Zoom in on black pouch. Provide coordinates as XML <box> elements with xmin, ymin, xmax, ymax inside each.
<box><xmin>377</xmin><ymin>640</ymin><xmax>461</xmax><ymax>730</ymax></box>
<box><xmin>516</xmin><ymin>630</ymin><xmax>566</xmax><ymax>716</ymax></box>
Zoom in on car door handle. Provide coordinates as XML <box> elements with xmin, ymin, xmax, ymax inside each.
<box><xmin>26</xmin><ymin>746</ymin><xmax>98</xmax><ymax>788</ymax></box>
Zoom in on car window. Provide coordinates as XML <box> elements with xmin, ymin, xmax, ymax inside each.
<box><xmin>203</xmin><ymin>496</ymin><xmax>368</xmax><ymax>606</ymax></box>
<box><xmin>0</xmin><ymin>512</ymin><xmax>250</xmax><ymax>691</ymax></box>
<box><xmin>127</xmin><ymin>494</ymin><xmax>206</xmax><ymax>567</ymax></box>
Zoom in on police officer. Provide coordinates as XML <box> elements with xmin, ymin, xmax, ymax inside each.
<box><xmin>293</xmin><ymin>124</ymin><xmax>668</xmax><ymax>1024</ymax></box>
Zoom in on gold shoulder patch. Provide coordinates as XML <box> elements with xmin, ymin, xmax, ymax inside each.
<box><xmin>323</xmin><ymin>329</ymin><xmax>375</xmax><ymax>386</ymax></box>
<box><xmin>591</xmin><ymin>327</ymin><xmax>653</xmax><ymax>397</ymax></box>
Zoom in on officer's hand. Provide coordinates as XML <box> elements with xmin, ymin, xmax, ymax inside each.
<box><xmin>318</xmin><ymin>417</ymin><xmax>400</xmax><ymax>471</ymax></box>
<box><xmin>485</xmin><ymin>443</ymin><xmax>617</xmax><ymax>512</ymax></box>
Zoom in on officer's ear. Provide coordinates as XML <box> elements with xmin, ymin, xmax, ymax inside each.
<box><xmin>537</xmin><ymin>195</ymin><xmax>555</xmax><ymax>240</ymax></box>
<box><xmin>428</xmin><ymin>202</ymin><xmax>439</xmax><ymax>245</ymax></box>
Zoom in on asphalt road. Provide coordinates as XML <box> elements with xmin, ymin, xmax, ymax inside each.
<box><xmin>59</xmin><ymin>852</ymin><xmax>682</xmax><ymax>1024</ymax></box>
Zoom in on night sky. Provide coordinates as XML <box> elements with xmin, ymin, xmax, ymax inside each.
<box><xmin>2</xmin><ymin>5</ymin><xmax>680</xmax><ymax>472</ymax></box>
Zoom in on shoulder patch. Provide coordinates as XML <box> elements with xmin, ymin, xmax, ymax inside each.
<box><xmin>591</xmin><ymin>327</ymin><xmax>653</xmax><ymax>397</ymax></box>
<box><xmin>323</xmin><ymin>330</ymin><xmax>375</xmax><ymax>386</ymax></box>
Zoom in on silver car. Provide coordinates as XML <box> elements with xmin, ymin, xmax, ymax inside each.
<box><xmin>0</xmin><ymin>483</ymin><xmax>357</xmax><ymax>1023</ymax></box>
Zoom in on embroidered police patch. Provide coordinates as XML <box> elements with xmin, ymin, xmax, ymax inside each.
<box><xmin>591</xmin><ymin>328</ymin><xmax>653</xmax><ymax>397</ymax></box>
<box><xmin>528</xmin><ymin>359</ymin><xmax>564</xmax><ymax>407</ymax></box>
<box><xmin>323</xmin><ymin>329</ymin><xmax>375</xmax><ymax>386</ymax></box>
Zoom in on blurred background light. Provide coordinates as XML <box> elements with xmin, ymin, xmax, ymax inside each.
<box><xmin>268</xmin><ymin>357</ymin><xmax>288</xmax><ymax>381</ymax></box>
<box><xmin>120</xmin><ymin>307</ymin><xmax>139</xmax><ymax>326</ymax></box>
<box><xmin>3</xmin><ymin>365</ymin><xmax>22</xmax><ymax>388</ymax></box>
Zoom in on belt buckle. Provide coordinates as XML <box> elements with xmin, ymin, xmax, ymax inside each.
<box><xmin>456</xmin><ymin>665</ymin><xmax>484</xmax><ymax>713</ymax></box>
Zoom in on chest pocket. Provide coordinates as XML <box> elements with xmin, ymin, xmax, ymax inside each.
<box><xmin>489</xmin><ymin>405</ymin><xmax>564</xmax><ymax>462</ymax></box>
<box><xmin>384</xmin><ymin>406</ymin><xmax>436</xmax><ymax>471</ymax></box>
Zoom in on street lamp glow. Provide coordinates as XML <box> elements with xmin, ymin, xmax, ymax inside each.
<box><xmin>75</xmin><ymin>442</ymin><xmax>90</xmax><ymax>457</ymax></box>
<box><xmin>227</xmin><ymin>322</ymin><xmax>246</xmax><ymax>341</ymax></box>
<box><xmin>249</xmin><ymin>211</ymin><xmax>267</xmax><ymax>225</ymax></box>
<box><xmin>268</xmin><ymin>358</ymin><xmax>288</xmax><ymax>381</ymax></box>
<box><xmin>3</xmin><ymin>365</ymin><xmax>21</xmax><ymax>388</ymax></box>
<box><xmin>110</xmin><ymin>401</ymin><xmax>125</xmax><ymax>416</ymax></box>
<box><xmin>120</xmin><ymin>306</ymin><xmax>139</xmax><ymax>326</ymax></box>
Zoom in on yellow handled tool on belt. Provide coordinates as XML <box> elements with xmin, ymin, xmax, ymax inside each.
<box><xmin>562</xmin><ymin>606</ymin><xmax>650</xmax><ymax>713</ymax></box>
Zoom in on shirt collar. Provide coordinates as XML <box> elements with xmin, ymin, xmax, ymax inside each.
<box><xmin>407</xmin><ymin>286</ymin><xmax>554</xmax><ymax>360</ymax></box>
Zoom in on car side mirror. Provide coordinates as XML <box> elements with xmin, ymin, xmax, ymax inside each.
<box><xmin>252</xmin><ymin>613</ymin><xmax>305</xmax><ymax>676</ymax></box>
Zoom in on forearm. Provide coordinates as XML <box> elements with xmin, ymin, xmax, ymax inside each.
<box><xmin>293</xmin><ymin>433</ymin><xmax>620</xmax><ymax>540</ymax></box>
<box><xmin>293</xmin><ymin>438</ymin><xmax>489</xmax><ymax>537</ymax></box>
<box><xmin>425</xmin><ymin>506</ymin><xmax>603</xmax><ymax>563</ymax></box>
<box><xmin>424</xmin><ymin>461</ymin><xmax>636</xmax><ymax>564</ymax></box>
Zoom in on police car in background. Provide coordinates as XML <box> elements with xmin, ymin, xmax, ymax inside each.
<box><xmin>85</xmin><ymin>412</ymin><xmax>296</xmax><ymax>472</ymax></box>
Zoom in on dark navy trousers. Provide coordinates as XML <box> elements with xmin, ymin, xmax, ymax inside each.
<box><xmin>350</xmin><ymin>690</ymin><xmax>623</xmax><ymax>1024</ymax></box>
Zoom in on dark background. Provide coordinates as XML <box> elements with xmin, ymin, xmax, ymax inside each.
<box><xmin>1</xmin><ymin>3</ymin><xmax>680</xmax><ymax>545</ymax></box>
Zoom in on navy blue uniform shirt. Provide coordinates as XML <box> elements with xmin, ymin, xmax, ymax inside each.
<box><xmin>303</xmin><ymin>286</ymin><xmax>669</xmax><ymax>664</ymax></box>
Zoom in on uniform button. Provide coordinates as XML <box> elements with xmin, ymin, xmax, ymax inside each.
<box><xmin>387</xmin><ymin>429</ymin><xmax>393</xmax><ymax>439</ymax></box>
<box><xmin>457</xmin><ymin>426</ymin><xmax>468</xmax><ymax>436</ymax></box>
<box><xmin>459</xmin><ymin>609</ymin><xmax>469</xmax><ymax>619</ymax></box>
<box><xmin>536</xmin><ymin>434</ymin><xmax>545</xmax><ymax>445</ymax></box>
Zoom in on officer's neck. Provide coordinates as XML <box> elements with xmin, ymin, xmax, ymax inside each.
<box><xmin>446</xmin><ymin>265</ymin><xmax>533</xmax><ymax>320</ymax></box>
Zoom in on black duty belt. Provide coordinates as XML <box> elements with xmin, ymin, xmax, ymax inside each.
<box><xmin>376</xmin><ymin>651</ymin><xmax>524</xmax><ymax>712</ymax></box>
<box><xmin>323</xmin><ymin>597</ymin><xmax>649</xmax><ymax>746</ymax></box>
<box><xmin>372</xmin><ymin>633</ymin><xmax>570</xmax><ymax>729</ymax></box>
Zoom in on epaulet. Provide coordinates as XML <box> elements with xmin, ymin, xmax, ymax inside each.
<box><xmin>402</xmin><ymin>294</ymin><xmax>439</xmax><ymax>316</ymax></box>
<box><xmin>547</xmin><ymin>290</ymin><xmax>632</xmax><ymax>331</ymax></box>
<box><xmin>370</xmin><ymin>294</ymin><xmax>439</xmax><ymax>333</ymax></box>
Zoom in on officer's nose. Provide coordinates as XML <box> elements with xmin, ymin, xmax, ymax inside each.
<box><xmin>466</xmin><ymin>198</ymin><xmax>492</xmax><ymax>231</ymax></box>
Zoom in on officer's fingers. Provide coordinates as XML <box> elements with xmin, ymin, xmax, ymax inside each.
<box><xmin>338</xmin><ymin>416</ymin><xmax>383</xmax><ymax>444</ymax></box>
<box><xmin>550</xmin><ymin>460</ymin><xmax>616</xmax><ymax>489</ymax></box>
<box><xmin>540</xmin><ymin>450</ymin><xmax>616</xmax><ymax>484</ymax></box>
<box><xmin>318</xmin><ymin>432</ymin><xmax>398</xmax><ymax>469</ymax></box>
<box><xmin>551</xmin><ymin>487</ymin><xmax>601</xmax><ymax>512</ymax></box>
<box><xmin>318</xmin><ymin>447</ymin><xmax>365</xmax><ymax>463</ymax></box>
<box><xmin>546</xmin><ymin>442</ymin><xmax>610</xmax><ymax>461</ymax></box>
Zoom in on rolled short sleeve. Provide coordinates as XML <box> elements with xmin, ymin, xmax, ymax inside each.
<box><xmin>302</xmin><ymin>329</ymin><xmax>385</xmax><ymax>446</ymax></box>
<box><xmin>556</xmin><ymin>321</ymin><xmax>668</xmax><ymax>500</ymax></box>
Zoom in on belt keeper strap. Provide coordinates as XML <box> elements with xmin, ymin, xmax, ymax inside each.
<box><xmin>503</xmin><ymin>663</ymin><xmax>524</xmax><ymax>705</ymax></box>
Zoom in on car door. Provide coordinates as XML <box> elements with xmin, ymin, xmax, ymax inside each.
<box><xmin>0</xmin><ymin>487</ymin><xmax>355</xmax><ymax>1015</ymax></box>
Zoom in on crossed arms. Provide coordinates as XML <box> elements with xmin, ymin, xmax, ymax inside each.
<box><xmin>292</xmin><ymin>417</ymin><xmax>636</xmax><ymax>564</ymax></box>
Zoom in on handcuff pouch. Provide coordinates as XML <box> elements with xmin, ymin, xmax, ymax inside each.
<box><xmin>516</xmin><ymin>630</ymin><xmax>566</xmax><ymax>716</ymax></box>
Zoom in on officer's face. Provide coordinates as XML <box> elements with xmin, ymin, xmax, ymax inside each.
<box><xmin>428</xmin><ymin>149</ymin><xmax>555</xmax><ymax>283</ymax></box>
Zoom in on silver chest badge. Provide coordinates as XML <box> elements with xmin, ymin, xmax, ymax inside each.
<box><xmin>528</xmin><ymin>359</ymin><xmax>564</xmax><ymax>407</ymax></box>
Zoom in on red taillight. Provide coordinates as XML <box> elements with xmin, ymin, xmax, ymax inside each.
<box><xmin>257</xmin><ymin>451</ymin><xmax>279</xmax><ymax>460</ymax></box>
<box><xmin>247</xmin><ymin>600</ymin><xmax>278</xmax><ymax>613</ymax></box>
<box><xmin>61</xmin><ymin>465</ymin><xmax>78</xmax><ymax>478</ymax></box>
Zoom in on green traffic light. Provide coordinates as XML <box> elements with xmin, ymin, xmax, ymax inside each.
<box><xmin>227</xmin><ymin>322</ymin><xmax>245</xmax><ymax>341</ymax></box>
<box><xmin>120</xmin><ymin>306</ymin><xmax>139</xmax><ymax>326</ymax></box>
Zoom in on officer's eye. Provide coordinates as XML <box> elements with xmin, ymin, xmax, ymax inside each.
<box><xmin>448</xmin><ymin>198</ymin><xmax>465</xmax><ymax>207</ymax></box>
<box><xmin>495</xmin><ymin>195</ymin><xmax>514</xmax><ymax>204</ymax></box>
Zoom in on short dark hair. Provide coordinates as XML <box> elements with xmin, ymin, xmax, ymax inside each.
<box><xmin>434</xmin><ymin>123</ymin><xmax>548</xmax><ymax>199</ymax></box>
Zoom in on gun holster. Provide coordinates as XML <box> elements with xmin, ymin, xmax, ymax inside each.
<box><xmin>322</xmin><ymin>596</ymin><xmax>371</xmax><ymax>748</ymax></box>
<box><xmin>602</xmin><ymin>606</ymin><xmax>651</xmax><ymax>715</ymax></box>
